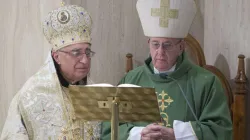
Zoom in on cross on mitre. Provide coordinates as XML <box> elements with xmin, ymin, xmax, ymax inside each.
<box><xmin>151</xmin><ymin>0</ymin><xmax>179</xmax><ymax>28</ymax></box>
<box><xmin>61</xmin><ymin>1</ymin><xmax>65</xmax><ymax>6</ymax></box>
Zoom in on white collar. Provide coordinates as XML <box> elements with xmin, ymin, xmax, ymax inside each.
<box><xmin>154</xmin><ymin>64</ymin><xmax>176</xmax><ymax>74</ymax></box>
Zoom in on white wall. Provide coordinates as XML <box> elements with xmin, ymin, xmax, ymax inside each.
<box><xmin>204</xmin><ymin>0</ymin><xmax>250</xmax><ymax>138</ymax></box>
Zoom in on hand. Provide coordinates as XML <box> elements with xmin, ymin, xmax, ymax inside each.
<box><xmin>140</xmin><ymin>123</ymin><xmax>175</xmax><ymax>140</ymax></box>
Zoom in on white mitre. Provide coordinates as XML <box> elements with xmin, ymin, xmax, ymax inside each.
<box><xmin>136</xmin><ymin>0</ymin><xmax>197</xmax><ymax>38</ymax></box>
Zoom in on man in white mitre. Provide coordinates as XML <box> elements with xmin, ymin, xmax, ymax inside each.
<box><xmin>101</xmin><ymin>0</ymin><xmax>232</xmax><ymax>140</ymax></box>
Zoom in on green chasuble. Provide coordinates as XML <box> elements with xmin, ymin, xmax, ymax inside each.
<box><xmin>101</xmin><ymin>52</ymin><xmax>232</xmax><ymax>140</ymax></box>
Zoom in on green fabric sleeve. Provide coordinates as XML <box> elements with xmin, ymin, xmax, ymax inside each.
<box><xmin>190</xmin><ymin>77</ymin><xmax>232</xmax><ymax>140</ymax></box>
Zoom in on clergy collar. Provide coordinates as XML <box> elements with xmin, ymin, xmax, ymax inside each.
<box><xmin>144</xmin><ymin>52</ymin><xmax>193</xmax><ymax>82</ymax></box>
<box><xmin>153</xmin><ymin>64</ymin><xmax>176</xmax><ymax>74</ymax></box>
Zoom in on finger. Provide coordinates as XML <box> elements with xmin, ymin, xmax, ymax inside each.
<box><xmin>146</xmin><ymin>123</ymin><xmax>158</xmax><ymax>127</ymax></box>
<box><xmin>141</xmin><ymin>137</ymin><xmax>150</xmax><ymax>140</ymax></box>
<box><xmin>141</xmin><ymin>135</ymin><xmax>151</xmax><ymax>140</ymax></box>
<box><xmin>147</xmin><ymin>125</ymin><xmax>162</xmax><ymax>131</ymax></box>
<box><xmin>141</xmin><ymin>125</ymin><xmax>163</xmax><ymax>136</ymax></box>
<box><xmin>159</xmin><ymin>127</ymin><xmax>175</xmax><ymax>137</ymax></box>
<box><xmin>141</xmin><ymin>127</ymin><xmax>159</xmax><ymax>135</ymax></box>
<box><xmin>145</xmin><ymin>132</ymin><xmax>162</xmax><ymax>139</ymax></box>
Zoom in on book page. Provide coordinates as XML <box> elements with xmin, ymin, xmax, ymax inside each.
<box><xmin>85</xmin><ymin>83</ymin><xmax>141</xmax><ymax>87</ymax></box>
<box><xmin>117</xmin><ymin>84</ymin><xmax>141</xmax><ymax>87</ymax></box>
<box><xmin>85</xmin><ymin>83</ymin><xmax>114</xmax><ymax>87</ymax></box>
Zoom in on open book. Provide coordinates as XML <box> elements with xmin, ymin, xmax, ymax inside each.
<box><xmin>85</xmin><ymin>83</ymin><xmax>141</xmax><ymax>87</ymax></box>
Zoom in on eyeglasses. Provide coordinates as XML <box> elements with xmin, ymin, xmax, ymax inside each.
<box><xmin>150</xmin><ymin>40</ymin><xmax>183</xmax><ymax>51</ymax></box>
<box><xmin>58</xmin><ymin>48</ymin><xmax>95</xmax><ymax>60</ymax></box>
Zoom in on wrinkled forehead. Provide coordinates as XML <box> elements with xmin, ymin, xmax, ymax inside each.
<box><xmin>61</xmin><ymin>43</ymin><xmax>91</xmax><ymax>51</ymax></box>
<box><xmin>149</xmin><ymin>37</ymin><xmax>182</xmax><ymax>43</ymax></box>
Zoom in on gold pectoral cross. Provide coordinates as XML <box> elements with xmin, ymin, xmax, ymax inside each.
<box><xmin>151</xmin><ymin>0</ymin><xmax>179</xmax><ymax>28</ymax></box>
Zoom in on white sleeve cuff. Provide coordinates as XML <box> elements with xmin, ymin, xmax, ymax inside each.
<box><xmin>173</xmin><ymin>120</ymin><xmax>198</xmax><ymax>140</ymax></box>
<box><xmin>127</xmin><ymin>127</ymin><xmax>145</xmax><ymax>140</ymax></box>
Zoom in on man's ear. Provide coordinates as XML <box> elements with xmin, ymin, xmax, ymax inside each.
<box><xmin>148</xmin><ymin>38</ymin><xmax>151</xmax><ymax>50</ymax></box>
<box><xmin>177</xmin><ymin>40</ymin><xmax>186</xmax><ymax>56</ymax></box>
<box><xmin>147</xmin><ymin>38</ymin><xmax>150</xmax><ymax>43</ymax></box>
<box><xmin>180</xmin><ymin>40</ymin><xmax>186</xmax><ymax>51</ymax></box>
<box><xmin>51</xmin><ymin>50</ymin><xmax>60</xmax><ymax>64</ymax></box>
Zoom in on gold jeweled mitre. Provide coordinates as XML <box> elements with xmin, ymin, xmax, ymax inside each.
<box><xmin>43</xmin><ymin>4</ymin><xmax>93</xmax><ymax>50</ymax></box>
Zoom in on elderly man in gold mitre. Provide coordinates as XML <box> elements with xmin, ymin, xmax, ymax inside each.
<box><xmin>1</xmin><ymin>3</ymin><xmax>101</xmax><ymax>140</ymax></box>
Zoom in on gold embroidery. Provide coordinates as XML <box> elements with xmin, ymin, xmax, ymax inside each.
<box><xmin>86</xmin><ymin>126</ymin><xmax>94</xmax><ymax>139</ymax></box>
<box><xmin>158</xmin><ymin>90</ymin><xmax>173</xmax><ymax>111</ymax></box>
<box><xmin>157</xmin><ymin>90</ymin><xmax>173</xmax><ymax>127</ymax></box>
<box><xmin>43</xmin><ymin>5</ymin><xmax>92</xmax><ymax>51</ymax></box>
<box><xmin>57</xmin><ymin>11</ymin><xmax>70</xmax><ymax>24</ymax></box>
<box><xmin>59</xmin><ymin>124</ymin><xmax>82</xmax><ymax>140</ymax></box>
<box><xmin>61</xmin><ymin>1</ymin><xmax>65</xmax><ymax>7</ymax></box>
<box><xmin>151</xmin><ymin>0</ymin><xmax>179</xmax><ymax>27</ymax></box>
<box><xmin>158</xmin><ymin>112</ymin><xmax>171</xmax><ymax>127</ymax></box>
<box><xmin>14</xmin><ymin>57</ymin><xmax>101</xmax><ymax>140</ymax></box>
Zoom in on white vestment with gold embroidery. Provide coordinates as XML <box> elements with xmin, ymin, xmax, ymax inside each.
<box><xmin>0</xmin><ymin>53</ymin><xmax>101</xmax><ymax>140</ymax></box>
